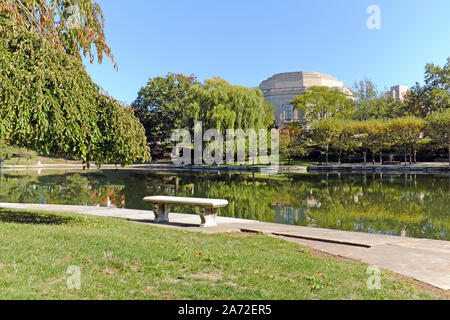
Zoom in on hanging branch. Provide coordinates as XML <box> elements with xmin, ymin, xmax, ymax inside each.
<box><xmin>1</xmin><ymin>0</ymin><xmax>117</xmax><ymax>69</ymax></box>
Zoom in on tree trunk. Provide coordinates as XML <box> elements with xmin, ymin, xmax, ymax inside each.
<box><xmin>404</xmin><ymin>146</ymin><xmax>408</xmax><ymax>166</ymax></box>
<box><xmin>448</xmin><ymin>147</ymin><xmax>450</xmax><ymax>166</ymax></box>
<box><xmin>363</xmin><ymin>149</ymin><xmax>367</xmax><ymax>165</ymax></box>
<box><xmin>372</xmin><ymin>152</ymin><xmax>375</xmax><ymax>165</ymax></box>
<box><xmin>325</xmin><ymin>145</ymin><xmax>329</xmax><ymax>166</ymax></box>
<box><xmin>338</xmin><ymin>149</ymin><xmax>342</xmax><ymax>165</ymax></box>
<box><xmin>414</xmin><ymin>149</ymin><xmax>417</xmax><ymax>164</ymax></box>
<box><xmin>379</xmin><ymin>151</ymin><xmax>383</xmax><ymax>165</ymax></box>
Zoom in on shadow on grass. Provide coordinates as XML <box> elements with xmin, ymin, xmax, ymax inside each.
<box><xmin>0</xmin><ymin>210</ymin><xmax>78</xmax><ymax>225</ymax></box>
<box><xmin>127</xmin><ymin>218</ymin><xmax>202</xmax><ymax>228</ymax></box>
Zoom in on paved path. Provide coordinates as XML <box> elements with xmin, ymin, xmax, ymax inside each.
<box><xmin>1</xmin><ymin>202</ymin><xmax>449</xmax><ymax>291</ymax></box>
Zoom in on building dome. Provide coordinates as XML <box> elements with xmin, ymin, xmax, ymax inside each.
<box><xmin>260</xmin><ymin>71</ymin><xmax>344</xmax><ymax>93</ymax></box>
<box><xmin>259</xmin><ymin>71</ymin><xmax>351</xmax><ymax>128</ymax></box>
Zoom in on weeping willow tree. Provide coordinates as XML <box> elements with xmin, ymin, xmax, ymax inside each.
<box><xmin>186</xmin><ymin>77</ymin><xmax>272</xmax><ymax>131</ymax></box>
<box><xmin>0</xmin><ymin>0</ymin><xmax>150</xmax><ymax>165</ymax></box>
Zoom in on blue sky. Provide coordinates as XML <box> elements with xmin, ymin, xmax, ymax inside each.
<box><xmin>83</xmin><ymin>0</ymin><xmax>450</xmax><ymax>104</ymax></box>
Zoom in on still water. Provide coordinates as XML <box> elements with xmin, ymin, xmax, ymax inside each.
<box><xmin>0</xmin><ymin>169</ymin><xmax>448</xmax><ymax>240</ymax></box>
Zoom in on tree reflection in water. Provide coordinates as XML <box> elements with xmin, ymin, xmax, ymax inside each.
<box><xmin>0</xmin><ymin>170</ymin><xmax>448</xmax><ymax>240</ymax></box>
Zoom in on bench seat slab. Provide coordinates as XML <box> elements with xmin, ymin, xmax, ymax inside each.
<box><xmin>144</xmin><ymin>196</ymin><xmax>227</xmax><ymax>227</ymax></box>
<box><xmin>144</xmin><ymin>196</ymin><xmax>228</xmax><ymax>208</ymax></box>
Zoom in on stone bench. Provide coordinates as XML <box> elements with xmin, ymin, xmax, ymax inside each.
<box><xmin>143</xmin><ymin>196</ymin><xmax>228</xmax><ymax>227</ymax></box>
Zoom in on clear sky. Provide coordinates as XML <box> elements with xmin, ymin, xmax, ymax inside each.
<box><xmin>83</xmin><ymin>0</ymin><xmax>450</xmax><ymax>104</ymax></box>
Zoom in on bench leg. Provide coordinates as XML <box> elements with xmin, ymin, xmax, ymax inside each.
<box><xmin>200</xmin><ymin>208</ymin><xmax>217</xmax><ymax>227</ymax></box>
<box><xmin>155</xmin><ymin>204</ymin><xmax>170</xmax><ymax>223</ymax></box>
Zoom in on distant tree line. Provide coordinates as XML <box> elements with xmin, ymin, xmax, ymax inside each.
<box><xmin>283</xmin><ymin>58</ymin><xmax>449</xmax><ymax>165</ymax></box>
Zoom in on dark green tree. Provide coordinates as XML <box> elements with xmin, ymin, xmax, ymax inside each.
<box><xmin>291</xmin><ymin>86</ymin><xmax>355</xmax><ymax>126</ymax></box>
<box><xmin>353</xmin><ymin>79</ymin><xmax>404</xmax><ymax>120</ymax></box>
<box><xmin>311</xmin><ymin>118</ymin><xmax>344</xmax><ymax>165</ymax></box>
<box><xmin>387</xmin><ymin>117</ymin><xmax>425</xmax><ymax>165</ymax></box>
<box><xmin>404</xmin><ymin>58</ymin><xmax>449</xmax><ymax>117</ymax></box>
<box><xmin>353</xmin><ymin>79</ymin><xmax>378</xmax><ymax>120</ymax></box>
<box><xmin>94</xmin><ymin>95</ymin><xmax>151</xmax><ymax>166</ymax></box>
<box><xmin>132</xmin><ymin>73</ymin><xmax>198</xmax><ymax>157</ymax></box>
<box><xmin>283</xmin><ymin>135</ymin><xmax>310</xmax><ymax>164</ymax></box>
<box><xmin>425</xmin><ymin>109</ymin><xmax>450</xmax><ymax>164</ymax></box>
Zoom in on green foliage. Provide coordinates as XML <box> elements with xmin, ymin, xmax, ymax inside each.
<box><xmin>305</xmin><ymin>274</ymin><xmax>325</xmax><ymax>291</ymax></box>
<box><xmin>404</xmin><ymin>58</ymin><xmax>449</xmax><ymax>117</ymax></box>
<box><xmin>2</xmin><ymin>0</ymin><xmax>116</xmax><ymax>67</ymax></box>
<box><xmin>353</xmin><ymin>79</ymin><xmax>404</xmax><ymax>120</ymax></box>
<box><xmin>132</xmin><ymin>73</ymin><xmax>198</xmax><ymax>157</ymax></box>
<box><xmin>133</xmin><ymin>75</ymin><xmax>275</xmax><ymax>159</ymax></box>
<box><xmin>285</xmin><ymin>122</ymin><xmax>303</xmax><ymax>135</ymax></box>
<box><xmin>291</xmin><ymin>86</ymin><xmax>355</xmax><ymax>125</ymax></box>
<box><xmin>279</xmin><ymin>123</ymin><xmax>309</xmax><ymax>163</ymax></box>
<box><xmin>425</xmin><ymin>109</ymin><xmax>450</xmax><ymax>164</ymax></box>
<box><xmin>330</xmin><ymin>119</ymin><xmax>359</xmax><ymax>163</ymax></box>
<box><xmin>309</xmin><ymin>117</ymin><xmax>428</xmax><ymax>164</ymax></box>
<box><xmin>349</xmin><ymin>120</ymin><xmax>387</xmax><ymax>164</ymax></box>
<box><xmin>311</xmin><ymin>118</ymin><xmax>344</xmax><ymax>164</ymax></box>
<box><xmin>0</xmin><ymin>139</ymin><xmax>15</xmax><ymax>162</ymax></box>
<box><xmin>1</xmin><ymin>21</ymin><xmax>98</xmax><ymax>160</ymax></box>
<box><xmin>301</xmin><ymin>61</ymin><xmax>447</xmax><ymax>163</ymax></box>
<box><xmin>262</xmin><ymin>100</ymin><xmax>276</xmax><ymax>129</ymax></box>
<box><xmin>186</xmin><ymin>77</ymin><xmax>270</xmax><ymax>131</ymax></box>
<box><xmin>94</xmin><ymin>95</ymin><xmax>151</xmax><ymax>166</ymax></box>
<box><xmin>387</xmin><ymin>117</ymin><xmax>425</xmax><ymax>164</ymax></box>
<box><xmin>353</xmin><ymin>79</ymin><xmax>378</xmax><ymax>120</ymax></box>
<box><xmin>371</xmin><ymin>94</ymin><xmax>404</xmax><ymax>119</ymax></box>
<box><xmin>280</xmin><ymin>134</ymin><xmax>310</xmax><ymax>164</ymax></box>
<box><xmin>0</xmin><ymin>21</ymin><xmax>150</xmax><ymax>166</ymax></box>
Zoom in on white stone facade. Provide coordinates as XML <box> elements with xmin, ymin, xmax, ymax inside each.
<box><xmin>259</xmin><ymin>71</ymin><xmax>352</xmax><ymax>128</ymax></box>
<box><xmin>389</xmin><ymin>85</ymin><xmax>409</xmax><ymax>101</ymax></box>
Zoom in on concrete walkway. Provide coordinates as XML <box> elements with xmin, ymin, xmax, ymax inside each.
<box><xmin>2</xmin><ymin>162</ymin><xmax>449</xmax><ymax>173</ymax></box>
<box><xmin>1</xmin><ymin>202</ymin><xmax>449</xmax><ymax>291</ymax></box>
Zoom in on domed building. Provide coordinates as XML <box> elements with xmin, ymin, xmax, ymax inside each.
<box><xmin>259</xmin><ymin>71</ymin><xmax>353</xmax><ymax>128</ymax></box>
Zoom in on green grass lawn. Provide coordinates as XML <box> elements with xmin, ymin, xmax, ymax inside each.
<box><xmin>1</xmin><ymin>148</ymin><xmax>81</xmax><ymax>166</ymax></box>
<box><xmin>279</xmin><ymin>160</ymin><xmax>319</xmax><ymax>166</ymax></box>
<box><xmin>2</xmin><ymin>156</ymin><xmax>81</xmax><ymax>166</ymax></box>
<box><xmin>0</xmin><ymin>209</ymin><xmax>444</xmax><ymax>300</ymax></box>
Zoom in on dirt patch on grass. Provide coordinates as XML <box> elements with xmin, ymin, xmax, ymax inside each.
<box><xmin>224</xmin><ymin>281</ymin><xmax>249</xmax><ymax>290</ymax></box>
<box><xmin>384</xmin><ymin>272</ymin><xmax>450</xmax><ymax>300</ymax></box>
<box><xmin>225</xmin><ymin>231</ymin><xmax>255</xmax><ymax>238</ymax></box>
<box><xmin>143</xmin><ymin>286</ymin><xmax>158</xmax><ymax>294</ymax></box>
<box><xmin>306</xmin><ymin>246</ymin><xmax>356</xmax><ymax>262</ymax></box>
<box><xmin>190</xmin><ymin>271</ymin><xmax>223</xmax><ymax>281</ymax></box>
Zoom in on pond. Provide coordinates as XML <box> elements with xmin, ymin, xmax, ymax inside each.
<box><xmin>0</xmin><ymin>169</ymin><xmax>448</xmax><ymax>241</ymax></box>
